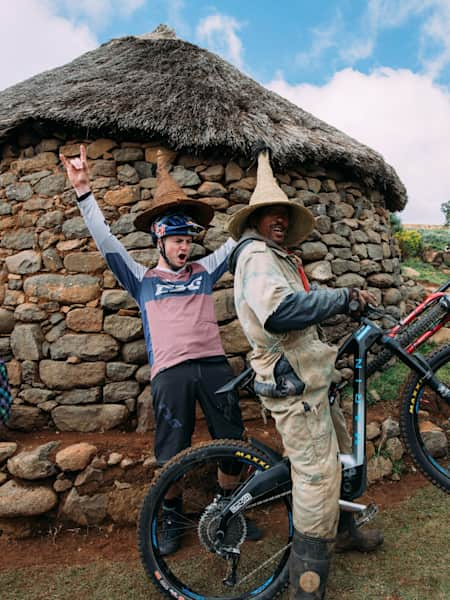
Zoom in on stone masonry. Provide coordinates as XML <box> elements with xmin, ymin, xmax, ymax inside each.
<box><xmin>0</xmin><ymin>134</ymin><xmax>424</xmax><ymax>433</ymax></box>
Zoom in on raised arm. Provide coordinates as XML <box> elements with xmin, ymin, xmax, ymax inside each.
<box><xmin>59</xmin><ymin>144</ymin><xmax>91</xmax><ymax>197</ymax></box>
<box><xmin>60</xmin><ymin>145</ymin><xmax>146</xmax><ymax>298</ymax></box>
<box><xmin>196</xmin><ymin>237</ymin><xmax>237</xmax><ymax>281</ymax></box>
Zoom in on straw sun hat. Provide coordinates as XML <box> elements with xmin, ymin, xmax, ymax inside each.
<box><xmin>134</xmin><ymin>148</ymin><xmax>214</xmax><ymax>232</ymax></box>
<box><xmin>227</xmin><ymin>149</ymin><xmax>315</xmax><ymax>246</ymax></box>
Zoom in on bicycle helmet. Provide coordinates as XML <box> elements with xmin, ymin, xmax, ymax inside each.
<box><xmin>150</xmin><ymin>213</ymin><xmax>205</xmax><ymax>244</ymax></box>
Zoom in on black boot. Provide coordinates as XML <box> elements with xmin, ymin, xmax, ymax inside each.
<box><xmin>335</xmin><ymin>510</ymin><xmax>383</xmax><ymax>553</ymax></box>
<box><xmin>159</xmin><ymin>496</ymin><xmax>183</xmax><ymax>556</ymax></box>
<box><xmin>289</xmin><ymin>530</ymin><xmax>332</xmax><ymax>600</ymax></box>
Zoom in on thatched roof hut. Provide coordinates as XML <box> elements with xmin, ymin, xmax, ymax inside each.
<box><xmin>1</xmin><ymin>25</ymin><xmax>418</xmax><ymax>436</ymax></box>
<box><xmin>0</xmin><ymin>25</ymin><xmax>406</xmax><ymax>211</ymax></box>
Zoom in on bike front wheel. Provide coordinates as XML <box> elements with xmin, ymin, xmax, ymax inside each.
<box><xmin>400</xmin><ymin>344</ymin><xmax>450</xmax><ymax>493</ymax></box>
<box><xmin>138</xmin><ymin>439</ymin><xmax>293</xmax><ymax>600</ymax></box>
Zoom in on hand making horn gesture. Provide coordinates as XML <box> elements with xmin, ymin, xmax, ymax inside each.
<box><xmin>60</xmin><ymin>144</ymin><xmax>91</xmax><ymax>197</ymax></box>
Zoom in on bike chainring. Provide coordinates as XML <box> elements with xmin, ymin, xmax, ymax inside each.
<box><xmin>198</xmin><ymin>497</ymin><xmax>247</xmax><ymax>553</ymax></box>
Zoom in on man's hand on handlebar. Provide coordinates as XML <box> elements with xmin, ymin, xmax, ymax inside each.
<box><xmin>348</xmin><ymin>288</ymin><xmax>378</xmax><ymax>316</ymax></box>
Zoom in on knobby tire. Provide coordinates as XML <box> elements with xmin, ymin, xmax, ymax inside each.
<box><xmin>367</xmin><ymin>301</ymin><xmax>448</xmax><ymax>377</ymax></box>
<box><xmin>400</xmin><ymin>344</ymin><xmax>450</xmax><ymax>493</ymax></box>
<box><xmin>138</xmin><ymin>439</ymin><xmax>292</xmax><ymax>600</ymax></box>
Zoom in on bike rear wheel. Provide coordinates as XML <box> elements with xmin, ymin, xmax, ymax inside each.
<box><xmin>138</xmin><ymin>439</ymin><xmax>293</xmax><ymax>600</ymax></box>
<box><xmin>400</xmin><ymin>344</ymin><xmax>450</xmax><ymax>492</ymax></box>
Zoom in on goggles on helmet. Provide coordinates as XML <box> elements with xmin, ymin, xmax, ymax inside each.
<box><xmin>150</xmin><ymin>213</ymin><xmax>205</xmax><ymax>244</ymax></box>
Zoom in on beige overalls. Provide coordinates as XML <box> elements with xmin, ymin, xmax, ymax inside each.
<box><xmin>234</xmin><ymin>239</ymin><xmax>351</xmax><ymax>538</ymax></box>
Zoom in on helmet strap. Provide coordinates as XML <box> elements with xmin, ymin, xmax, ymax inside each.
<box><xmin>157</xmin><ymin>238</ymin><xmax>179</xmax><ymax>271</ymax></box>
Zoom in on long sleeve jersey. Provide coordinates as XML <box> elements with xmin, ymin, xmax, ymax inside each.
<box><xmin>78</xmin><ymin>193</ymin><xmax>236</xmax><ymax>378</ymax></box>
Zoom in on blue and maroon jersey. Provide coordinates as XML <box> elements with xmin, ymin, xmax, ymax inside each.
<box><xmin>78</xmin><ymin>194</ymin><xmax>235</xmax><ymax>378</ymax></box>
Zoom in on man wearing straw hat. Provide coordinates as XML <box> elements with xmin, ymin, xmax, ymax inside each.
<box><xmin>228</xmin><ymin>149</ymin><xmax>382</xmax><ymax>599</ymax></box>
<box><xmin>60</xmin><ymin>146</ymin><xmax>256</xmax><ymax>555</ymax></box>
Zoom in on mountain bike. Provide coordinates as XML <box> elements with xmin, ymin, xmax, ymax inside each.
<box><xmin>138</xmin><ymin>279</ymin><xmax>450</xmax><ymax>600</ymax></box>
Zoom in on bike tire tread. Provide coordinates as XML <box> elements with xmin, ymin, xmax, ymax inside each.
<box><xmin>367</xmin><ymin>301</ymin><xmax>447</xmax><ymax>377</ymax></box>
<box><xmin>137</xmin><ymin>439</ymin><xmax>290</xmax><ymax>600</ymax></box>
<box><xmin>399</xmin><ymin>344</ymin><xmax>450</xmax><ymax>494</ymax></box>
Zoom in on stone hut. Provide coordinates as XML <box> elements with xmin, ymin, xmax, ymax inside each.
<box><xmin>0</xmin><ymin>25</ymin><xmax>411</xmax><ymax>434</ymax></box>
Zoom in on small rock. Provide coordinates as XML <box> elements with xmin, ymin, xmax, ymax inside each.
<box><xmin>381</xmin><ymin>417</ymin><xmax>400</xmax><ymax>439</ymax></box>
<box><xmin>366</xmin><ymin>421</ymin><xmax>381</xmax><ymax>441</ymax></box>
<box><xmin>419</xmin><ymin>421</ymin><xmax>447</xmax><ymax>458</ymax></box>
<box><xmin>0</xmin><ymin>480</ymin><xmax>58</xmax><ymax>517</ymax></box>
<box><xmin>91</xmin><ymin>456</ymin><xmax>107</xmax><ymax>470</ymax></box>
<box><xmin>53</xmin><ymin>478</ymin><xmax>73</xmax><ymax>493</ymax></box>
<box><xmin>61</xmin><ymin>487</ymin><xmax>108</xmax><ymax>525</ymax></box>
<box><xmin>7</xmin><ymin>441</ymin><xmax>59</xmax><ymax>480</ymax></box>
<box><xmin>367</xmin><ymin>455</ymin><xmax>393</xmax><ymax>483</ymax></box>
<box><xmin>385</xmin><ymin>437</ymin><xmax>404</xmax><ymax>461</ymax></box>
<box><xmin>114</xmin><ymin>480</ymin><xmax>132</xmax><ymax>490</ymax></box>
<box><xmin>55</xmin><ymin>442</ymin><xmax>98</xmax><ymax>472</ymax></box>
<box><xmin>0</xmin><ymin>442</ymin><xmax>18</xmax><ymax>464</ymax></box>
<box><xmin>74</xmin><ymin>465</ymin><xmax>104</xmax><ymax>487</ymax></box>
<box><xmin>107</xmin><ymin>452</ymin><xmax>123</xmax><ymax>466</ymax></box>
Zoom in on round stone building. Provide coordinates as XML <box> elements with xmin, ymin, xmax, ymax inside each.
<box><xmin>0</xmin><ymin>25</ymin><xmax>412</xmax><ymax>433</ymax></box>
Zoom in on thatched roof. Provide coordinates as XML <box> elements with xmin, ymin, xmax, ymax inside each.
<box><xmin>0</xmin><ymin>25</ymin><xmax>406</xmax><ymax>210</ymax></box>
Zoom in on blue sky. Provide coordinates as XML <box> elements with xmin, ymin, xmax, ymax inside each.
<box><xmin>1</xmin><ymin>1</ymin><xmax>450</xmax><ymax>225</ymax></box>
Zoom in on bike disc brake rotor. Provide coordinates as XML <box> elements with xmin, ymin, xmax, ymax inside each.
<box><xmin>198</xmin><ymin>497</ymin><xmax>247</xmax><ymax>553</ymax></box>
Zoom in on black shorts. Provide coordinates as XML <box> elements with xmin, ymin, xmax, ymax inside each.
<box><xmin>151</xmin><ymin>357</ymin><xmax>244</xmax><ymax>465</ymax></box>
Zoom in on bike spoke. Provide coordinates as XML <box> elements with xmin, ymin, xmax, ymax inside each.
<box><xmin>140</xmin><ymin>443</ymin><xmax>292</xmax><ymax>599</ymax></box>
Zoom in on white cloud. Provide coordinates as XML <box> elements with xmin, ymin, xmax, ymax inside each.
<box><xmin>361</xmin><ymin>0</ymin><xmax>450</xmax><ymax>80</ymax></box>
<box><xmin>0</xmin><ymin>0</ymin><xmax>97</xmax><ymax>91</ymax></box>
<box><xmin>58</xmin><ymin>0</ymin><xmax>146</xmax><ymax>27</ymax></box>
<box><xmin>267</xmin><ymin>68</ymin><xmax>450</xmax><ymax>225</ymax></box>
<box><xmin>419</xmin><ymin>1</ymin><xmax>450</xmax><ymax>80</ymax></box>
<box><xmin>295</xmin><ymin>1</ymin><xmax>450</xmax><ymax>83</ymax></box>
<box><xmin>295</xmin><ymin>19</ymin><xmax>342</xmax><ymax>68</ymax></box>
<box><xmin>166</xmin><ymin>0</ymin><xmax>190</xmax><ymax>38</ymax></box>
<box><xmin>196</xmin><ymin>14</ymin><xmax>244</xmax><ymax>69</ymax></box>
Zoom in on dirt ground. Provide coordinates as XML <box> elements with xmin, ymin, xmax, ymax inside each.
<box><xmin>0</xmin><ymin>409</ymin><xmax>431</xmax><ymax>572</ymax></box>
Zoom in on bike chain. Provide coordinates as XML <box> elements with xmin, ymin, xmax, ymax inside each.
<box><xmin>230</xmin><ymin>490</ymin><xmax>293</xmax><ymax>586</ymax></box>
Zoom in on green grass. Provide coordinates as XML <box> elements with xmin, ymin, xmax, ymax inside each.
<box><xmin>341</xmin><ymin>357</ymin><xmax>411</xmax><ymax>406</ymax></box>
<box><xmin>1</xmin><ymin>486</ymin><xmax>448</xmax><ymax>600</ymax></box>
<box><xmin>402</xmin><ymin>257</ymin><xmax>449</xmax><ymax>286</ymax></box>
<box><xmin>367</xmin><ymin>359</ymin><xmax>410</xmax><ymax>403</ymax></box>
<box><xmin>418</xmin><ymin>228</ymin><xmax>449</xmax><ymax>252</ymax></box>
<box><xmin>328</xmin><ymin>485</ymin><xmax>450</xmax><ymax>600</ymax></box>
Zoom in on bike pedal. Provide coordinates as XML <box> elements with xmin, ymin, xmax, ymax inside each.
<box><xmin>354</xmin><ymin>503</ymin><xmax>378</xmax><ymax>528</ymax></box>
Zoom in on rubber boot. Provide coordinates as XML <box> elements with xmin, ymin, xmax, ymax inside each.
<box><xmin>335</xmin><ymin>510</ymin><xmax>383</xmax><ymax>553</ymax></box>
<box><xmin>289</xmin><ymin>530</ymin><xmax>332</xmax><ymax>600</ymax></box>
<box><xmin>159</xmin><ymin>496</ymin><xmax>183</xmax><ymax>556</ymax></box>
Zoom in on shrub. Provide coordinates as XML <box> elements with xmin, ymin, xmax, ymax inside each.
<box><xmin>394</xmin><ymin>229</ymin><xmax>423</xmax><ymax>258</ymax></box>
<box><xmin>389</xmin><ymin>212</ymin><xmax>402</xmax><ymax>233</ymax></box>
<box><xmin>418</xmin><ymin>228</ymin><xmax>449</xmax><ymax>252</ymax></box>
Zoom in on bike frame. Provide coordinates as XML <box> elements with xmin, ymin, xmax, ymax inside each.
<box><xmin>214</xmin><ymin>285</ymin><xmax>450</xmax><ymax>540</ymax></box>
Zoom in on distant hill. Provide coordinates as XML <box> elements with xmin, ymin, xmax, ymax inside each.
<box><xmin>403</xmin><ymin>224</ymin><xmax>447</xmax><ymax>230</ymax></box>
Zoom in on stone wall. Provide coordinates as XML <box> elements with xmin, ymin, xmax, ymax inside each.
<box><xmin>0</xmin><ymin>414</ymin><xmax>416</xmax><ymax>536</ymax></box>
<box><xmin>0</xmin><ymin>134</ymin><xmax>423</xmax><ymax>433</ymax></box>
